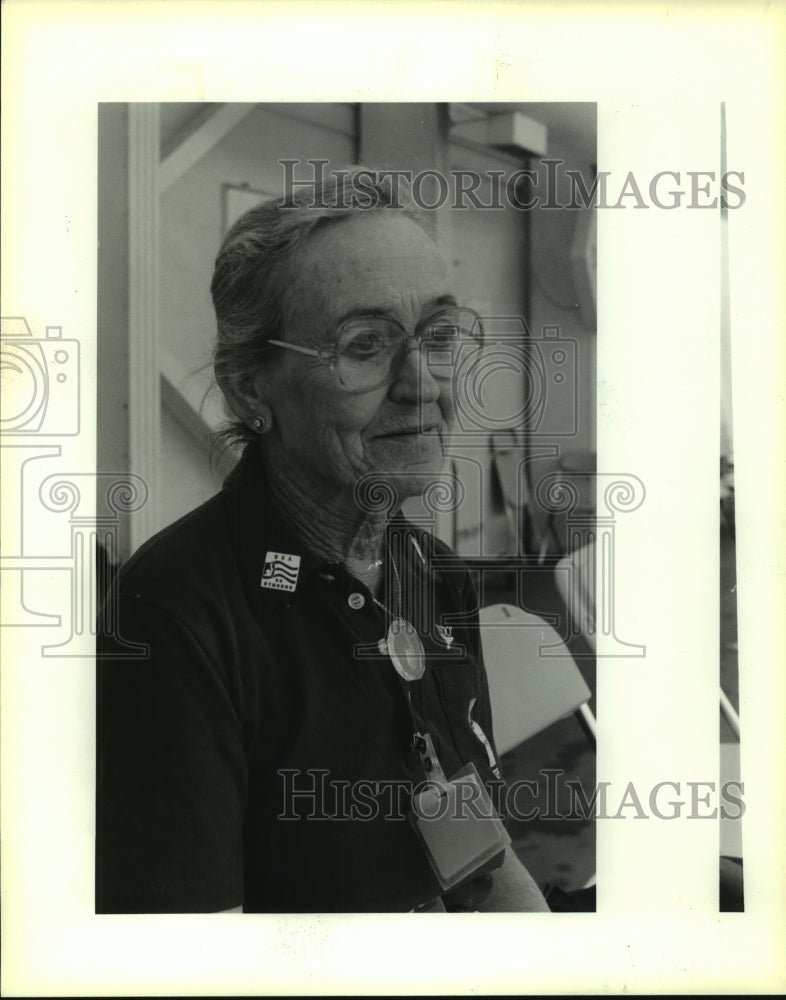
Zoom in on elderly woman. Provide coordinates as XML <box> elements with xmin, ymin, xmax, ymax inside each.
<box><xmin>96</xmin><ymin>168</ymin><xmax>548</xmax><ymax>913</ymax></box>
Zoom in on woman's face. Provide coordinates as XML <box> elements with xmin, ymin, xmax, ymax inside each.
<box><xmin>257</xmin><ymin>212</ymin><xmax>458</xmax><ymax>503</ymax></box>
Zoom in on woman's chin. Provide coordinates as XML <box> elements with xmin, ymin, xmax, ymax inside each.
<box><xmin>380</xmin><ymin>461</ymin><xmax>451</xmax><ymax>505</ymax></box>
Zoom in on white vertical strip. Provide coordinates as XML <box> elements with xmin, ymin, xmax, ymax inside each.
<box><xmin>597</xmin><ymin>102</ymin><xmax>720</xmax><ymax>915</ymax></box>
<box><xmin>128</xmin><ymin>103</ymin><xmax>160</xmax><ymax>551</ymax></box>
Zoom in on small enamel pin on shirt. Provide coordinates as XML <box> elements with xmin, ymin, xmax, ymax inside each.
<box><xmin>435</xmin><ymin>624</ymin><xmax>454</xmax><ymax>648</ymax></box>
<box><xmin>261</xmin><ymin>552</ymin><xmax>301</xmax><ymax>592</ymax></box>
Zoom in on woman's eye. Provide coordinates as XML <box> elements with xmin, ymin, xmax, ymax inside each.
<box><xmin>341</xmin><ymin>330</ymin><xmax>386</xmax><ymax>359</ymax></box>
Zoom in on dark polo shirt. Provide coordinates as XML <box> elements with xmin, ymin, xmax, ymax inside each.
<box><xmin>96</xmin><ymin>445</ymin><xmax>503</xmax><ymax>913</ymax></box>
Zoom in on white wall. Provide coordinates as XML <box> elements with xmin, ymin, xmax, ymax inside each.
<box><xmin>157</xmin><ymin>103</ymin><xmax>357</xmax><ymax>519</ymax></box>
<box><xmin>447</xmin><ymin>139</ymin><xmax>530</xmax><ymax>556</ymax></box>
<box><xmin>526</xmin><ymin>139</ymin><xmax>597</xmax><ymax>544</ymax></box>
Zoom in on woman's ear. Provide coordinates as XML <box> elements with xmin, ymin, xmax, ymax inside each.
<box><xmin>216</xmin><ymin>370</ymin><xmax>274</xmax><ymax>435</ymax></box>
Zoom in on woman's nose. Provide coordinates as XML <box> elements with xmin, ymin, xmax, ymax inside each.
<box><xmin>388</xmin><ymin>339</ymin><xmax>442</xmax><ymax>403</ymax></box>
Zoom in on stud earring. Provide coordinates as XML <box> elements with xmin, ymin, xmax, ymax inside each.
<box><xmin>251</xmin><ymin>415</ymin><xmax>267</xmax><ymax>433</ymax></box>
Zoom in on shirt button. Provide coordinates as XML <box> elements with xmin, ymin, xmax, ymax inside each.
<box><xmin>347</xmin><ymin>592</ymin><xmax>365</xmax><ymax>610</ymax></box>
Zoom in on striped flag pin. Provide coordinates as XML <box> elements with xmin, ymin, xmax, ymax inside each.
<box><xmin>261</xmin><ymin>551</ymin><xmax>301</xmax><ymax>592</ymax></box>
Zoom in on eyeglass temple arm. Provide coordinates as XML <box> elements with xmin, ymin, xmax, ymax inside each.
<box><xmin>266</xmin><ymin>339</ymin><xmax>322</xmax><ymax>359</ymax></box>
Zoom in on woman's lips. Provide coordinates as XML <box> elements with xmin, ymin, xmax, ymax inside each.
<box><xmin>376</xmin><ymin>424</ymin><xmax>439</xmax><ymax>437</ymax></box>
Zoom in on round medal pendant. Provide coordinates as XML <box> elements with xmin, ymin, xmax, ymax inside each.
<box><xmin>386</xmin><ymin>618</ymin><xmax>426</xmax><ymax>681</ymax></box>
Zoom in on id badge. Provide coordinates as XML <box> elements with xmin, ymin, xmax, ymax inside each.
<box><xmin>409</xmin><ymin>762</ymin><xmax>511</xmax><ymax>891</ymax></box>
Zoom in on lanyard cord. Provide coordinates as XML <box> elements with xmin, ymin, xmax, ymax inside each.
<box><xmin>368</xmin><ymin>541</ymin><xmax>436</xmax><ymax>767</ymax></box>
<box><xmin>370</xmin><ymin>541</ymin><xmax>403</xmax><ymax>622</ymax></box>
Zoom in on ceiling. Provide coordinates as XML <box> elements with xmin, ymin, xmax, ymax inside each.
<box><xmin>470</xmin><ymin>102</ymin><xmax>597</xmax><ymax>162</ymax></box>
<box><xmin>158</xmin><ymin>101</ymin><xmax>597</xmax><ymax>165</ymax></box>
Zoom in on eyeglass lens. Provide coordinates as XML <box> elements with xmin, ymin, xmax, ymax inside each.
<box><xmin>335</xmin><ymin>309</ymin><xmax>482</xmax><ymax>390</ymax></box>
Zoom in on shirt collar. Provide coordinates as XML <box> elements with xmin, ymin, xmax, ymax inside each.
<box><xmin>222</xmin><ymin>445</ymin><xmax>438</xmax><ymax>616</ymax></box>
<box><xmin>223</xmin><ymin>446</ymin><xmax>322</xmax><ymax>615</ymax></box>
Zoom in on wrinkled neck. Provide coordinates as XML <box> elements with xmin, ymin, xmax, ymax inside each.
<box><xmin>263</xmin><ymin>450</ymin><xmax>393</xmax><ymax>591</ymax></box>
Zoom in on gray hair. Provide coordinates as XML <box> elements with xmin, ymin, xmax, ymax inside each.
<box><xmin>210</xmin><ymin>165</ymin><xmax>434</xmax><ymax>454</ymax></box>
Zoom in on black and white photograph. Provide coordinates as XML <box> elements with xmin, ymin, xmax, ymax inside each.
<box><xmin>96</xmin><ymin>101</ymin><xmax>601</xmax><ymax>916</ymax></box>
<box><xmin>2</xmin><ymin>2</ymin><xmax>784</xmax><ymax>995</ymax></box>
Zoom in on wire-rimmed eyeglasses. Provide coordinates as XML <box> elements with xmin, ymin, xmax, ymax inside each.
<box><xmin>267</xmin><ymin>306</ymin><xmax>484</xmax><ymax>392</ymax></box>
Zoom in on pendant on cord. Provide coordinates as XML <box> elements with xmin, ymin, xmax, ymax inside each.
<box><xmin>386</xmin><ymin>618</ymin><xmax>426</xmax><ymax>681</ymax></box>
